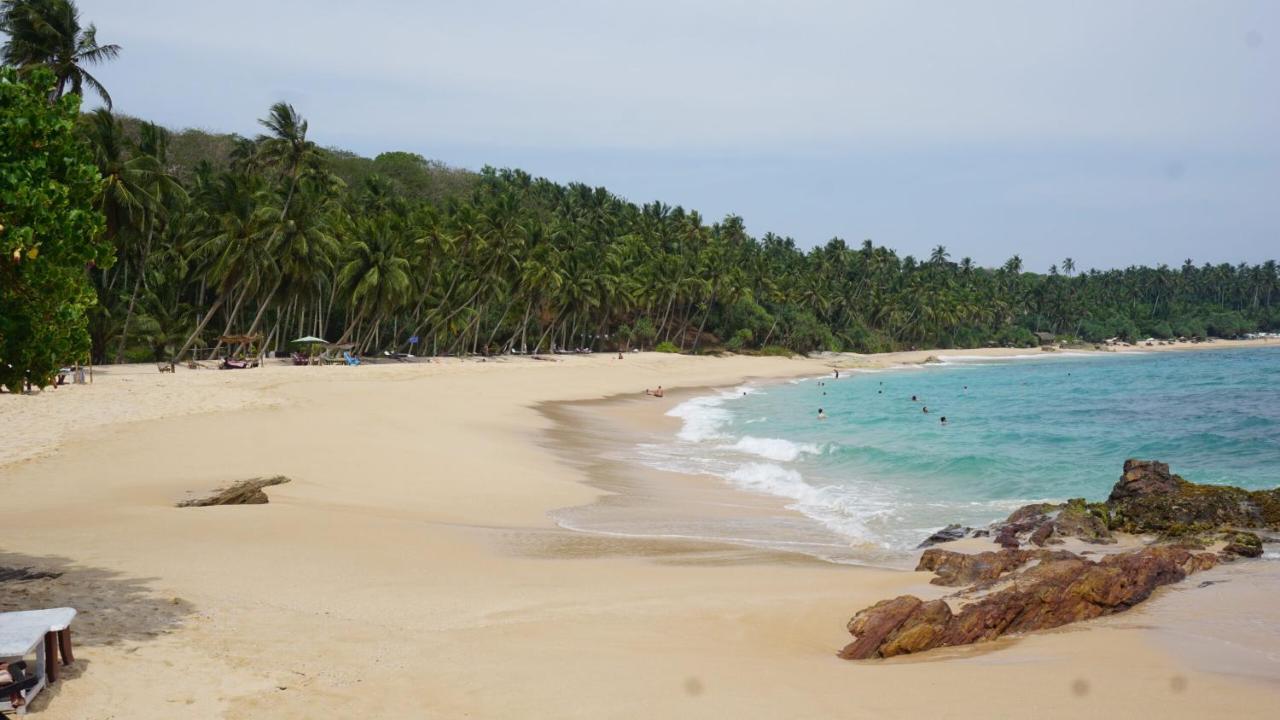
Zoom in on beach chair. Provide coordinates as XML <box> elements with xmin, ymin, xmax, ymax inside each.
<box><xmin>343</xmin><ymin>351</ymin><xmax>361</xmax><ymax>366</ymax></box>
<box><xmin>0</xmin><ymin>608</ymin><xmax>77</xmax><ymax>715</ymax></box>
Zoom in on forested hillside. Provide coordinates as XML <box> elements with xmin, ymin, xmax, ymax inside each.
<box><xmin>3</xmin><ymin>0</ymin><xmax>1278</xmax><ymax>377</ymax></box>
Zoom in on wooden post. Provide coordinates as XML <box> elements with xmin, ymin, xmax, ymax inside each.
<box><xmin>57</xmin><ymin>629</ymin><xmax>74</xmax><ymax>665</ymax></box>
<box><xmin>43</xmin><ymin>632</ymin><xmax>58</xmax><ymax>682</ymax></box>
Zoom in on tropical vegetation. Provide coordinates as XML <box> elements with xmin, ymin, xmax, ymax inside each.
<box><xmin>2</xmin><ymin>0</ymin><xmax>1278</xmax><ymax>389</ymax></box>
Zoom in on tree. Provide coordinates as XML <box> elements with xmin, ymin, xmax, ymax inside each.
<box><xmin>0</xmin><ymin>0</ymin><xmax>120</xmax><ymax>107</ymax></box>
<box><xmin>0</xmin><ymin>67</ymin><xmax>111</xmax><ymax>390</ymax></box>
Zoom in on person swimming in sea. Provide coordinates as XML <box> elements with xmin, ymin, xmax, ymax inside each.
<box><xmin>922</xmin><ymin>406</ymin><xmax>929</xmax><ymax>413</ymax></box>
<box><xmin>940</xmin><ymin>416</ymin><xmax>948</xmax><ymax>425</ymax></box>
<box><xmin>818</xmin><ymin>408</ymin><xmax>827</xmax><ymax>420</ymax></box>
<box><xmin>911</xmin><ymin>395</ymin><xmax>918</xmax><ymax>402</ymax></box>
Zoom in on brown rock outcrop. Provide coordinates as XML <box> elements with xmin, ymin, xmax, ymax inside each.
<box><xmin>177</xmin><ymin>476</ymin><xmax>291</xmax><ymax>507</ymax></box>
<box><xmin>916</xmin><ymin>548</ymin><xmax>1029</xmax><ymax>586</ymax></box>
<box><xmin>841</xmin><ymin>545</ymin><xmax>1218</xmax><ymax>659</ymax></box>
<box><xmin>1108</xmin><ymin>459</ymin><xmax>1180</xmax><ymax>503</ymax></box>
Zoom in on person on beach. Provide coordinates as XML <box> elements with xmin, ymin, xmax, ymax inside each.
<box><xmin>834</xmin><ymin>369</ymin><xmax>840</xmax><ymax>379</ymax></box>
<box><xmin>818</xmin><ymin>408</ymin><xmax>827</xmax><ymax>420</ymax></box>
<box><xmin>654</xmin><ymin>386</ymin><xmax>664</xmax><ymax>397</ymax></box>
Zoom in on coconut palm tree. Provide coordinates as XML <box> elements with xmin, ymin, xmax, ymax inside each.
<box><xmin>1</xmin><ymin>0</ymin><xmax>120</xmax><ymax>106</ymax></box>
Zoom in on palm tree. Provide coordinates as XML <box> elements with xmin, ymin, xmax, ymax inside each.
<box><xmin>255</xmin><ymin>102</ymin><xmax>322</xmax><ymax>220</ymax></box>
<box><xmin>1</xmin><ymin>0</ymin><xmax>120</xmax><ymax>106</ymax></box>
<box><xmin>335</xmin><ymin>216</ymin><xmax>412</xmax><ymax>348</ymax></box>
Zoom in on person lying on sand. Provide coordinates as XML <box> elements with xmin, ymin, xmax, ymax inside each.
<box><xmin>644</xmin><ymin>386</ymin><xmax>665</xmax><ymax>398</ymax></box>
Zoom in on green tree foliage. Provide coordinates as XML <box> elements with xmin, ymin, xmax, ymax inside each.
<box><xmin>74</xmin><ymin>112</ymin><xmax>1280</xmax><ymax>363</ymax></box>
<box><xmin>0</xmin><ymin>67</ymin><xmax>110</xmax><ymax>390</ymax></box>
<box><xmin>0</xmin><ymin>0</ymin><xmax>120</xmax><ymax>107</ymax></box>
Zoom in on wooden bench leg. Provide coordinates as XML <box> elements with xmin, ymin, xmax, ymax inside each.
<box><xmin>43</xmin><ymin>632</ymin><xmax>59</xmax><ymax>683</ymax></box>
<box><xmin>58</xmin><ymin>629</ymin><xmax>74</xmax><ymax>665</ymax></box>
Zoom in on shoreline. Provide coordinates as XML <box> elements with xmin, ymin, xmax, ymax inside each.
<box><xmin>1</xmin><ymin>342</ymin><xmax>1279</xmax><ymax>717</ymax></box>
<box><xmin>538</xmin><ymin>338</ymin><xmax>1280</xmax><ymax>569</ymax></box>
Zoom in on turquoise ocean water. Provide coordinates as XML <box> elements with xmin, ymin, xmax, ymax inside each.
<box><xmin>640</xmin><ymin>348</ymin><xmax>1280</xmax><ymax>559</ymax></box>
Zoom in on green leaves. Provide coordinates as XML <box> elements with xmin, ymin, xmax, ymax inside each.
<box><xmin>0</xmin><ymin>67</ymin><xmax>109</xmax><ymax>389</ymax></box>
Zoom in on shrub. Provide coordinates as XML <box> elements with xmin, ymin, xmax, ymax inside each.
<box><xmin>654</xmin><ymin>341</ymin><xmax>679</xmax><ymax>353</ymax></box>
<box><xmin>725</xmin><ymin>328</ymin><xmax>753</xmax><ymax>351</ymax></box>
<box><xmin>0</xmin><ymin>69</ymin><xmax>111</xmax><ymax>390</ymax></box>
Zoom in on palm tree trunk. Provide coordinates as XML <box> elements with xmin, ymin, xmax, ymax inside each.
<box><xmin>235</xmin><ymin>278</ymin><xmax>282</xmax><ymax>356</ymax></box>
<box><xmin>175</xmin><ymin>290</ymin><xmax>229</xmax><ymax>362</ymax></box>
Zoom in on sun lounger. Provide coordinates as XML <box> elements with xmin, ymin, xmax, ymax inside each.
<box><xmin>343</xmin><ymin>351</ymin><xmax>361</xmax><ymax>366</ymax></box>
<box><xmin>0</xmin><ymin>608</ymin><xmax>77</xmax><ymax>715</ymax></box>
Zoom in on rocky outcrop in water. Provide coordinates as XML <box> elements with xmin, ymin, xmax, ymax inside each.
<box><xmin>1106</xmin><ymin>459</ymin><xmax>1280</xmax><ymax>536</ymax></box>
<box><xmin>177</xmin><ymin>476</ymin><xmax>291</xmax><ymax>507</ymax></box>
<box><xmin>844</xmin><ymin>459</ymin><xmax>1277</xmax><ymax>660</ymax></box>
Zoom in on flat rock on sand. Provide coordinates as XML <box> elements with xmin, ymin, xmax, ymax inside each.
<box><xmin>177</xmin><ymin>476</ymin><xmax>291</xmax><ymax>507</ymax></box>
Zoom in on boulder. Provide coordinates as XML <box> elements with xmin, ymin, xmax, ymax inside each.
<box><xmin>1108</xmin><ymin>474</ymin><xmax>1280</xmax><ymax>536</ymax></box>
<box><xmin>1108</xmin><ymin>459</ymin><xmax>1179</xmax><ymax>503</ymax></box>
<box><xmin>916</xmin><ymin>524</ymin><xmax>970</xmax><ymax>549</ymax></box>
<box><xmin>1220</xmin><ymin>531</ymin><xmax>1263</xmax><ymax>559</ymax></box>
<box><xmin>1051</xmin><ymin>498</ymin><xmax>1114</xmax><ymax>544</ymax></box>
<box><xmin>916</xmin><ymin>548</ymin><xmax>1029</xmax><ymax>586</ymax></box>
<box><xmin>841</xmin><ymin>546</ymin><xmax>1218</xmax><ymax>659</ymax></box>
<box><xmin>178</xmin><ymin>476</ymin><xmax>291</xmax><ymax>507</ymax></box>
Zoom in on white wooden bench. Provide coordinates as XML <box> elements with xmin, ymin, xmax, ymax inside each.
<box><xmin>0</xmin><ymin>608</ymin><xmax>77</xmax><ymax>715</ymax></box>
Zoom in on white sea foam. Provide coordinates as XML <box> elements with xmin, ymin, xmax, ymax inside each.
<box><xmin>933</xmin><ymin>351</ymin><xmax>1095</xmax><ymax>364</ymax></box>
<box><xmin>724</xmin><ymin>435</ymin><xmax>821</xmax><ymax>462</ymax></box>
<box><xmin>665</xmin><ymin>385</ymin><xmax>754</xmax><ymax>441</ymax></box>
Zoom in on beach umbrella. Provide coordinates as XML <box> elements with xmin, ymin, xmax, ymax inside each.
<box><xmin>292</xmin><ymin>336</ymin><xmax>328</xmax><ymax>344</ymax></box>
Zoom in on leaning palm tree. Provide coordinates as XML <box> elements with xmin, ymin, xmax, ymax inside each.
<box><xmin>1</xmin><ymin>0</ymin><xmax>120</xmax><ymax>106</ymax></box>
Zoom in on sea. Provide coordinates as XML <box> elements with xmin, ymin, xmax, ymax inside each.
<box><xmin>625</xmin><ymin>347</ymin><xmax>1280</xmax><ymax>565</ymax></box>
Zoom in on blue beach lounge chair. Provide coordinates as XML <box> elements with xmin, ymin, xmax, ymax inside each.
<box><xmin>343</xmin><ymin>351</ymin><xmax>361</xmax><ymax>366</ymax></box>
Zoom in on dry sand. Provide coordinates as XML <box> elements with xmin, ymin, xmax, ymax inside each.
<box><xmin>2</xmin><ymin>341</ymin><xmax>1279</xmax><ymax>718</ymax></box>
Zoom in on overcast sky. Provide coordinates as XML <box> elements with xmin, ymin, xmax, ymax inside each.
<box><xmin>73</xmin><ymin>0</ymin><xmax>1279</xmax><ymax>271</ymax></box>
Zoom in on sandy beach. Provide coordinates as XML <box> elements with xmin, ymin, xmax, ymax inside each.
<box><xmin>3</xmin><ymin>340</ymin><xmax>1279</xmax><ymax>718</ymax></box>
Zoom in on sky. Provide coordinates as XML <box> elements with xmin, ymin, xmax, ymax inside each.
<box><xmin>71</xmin><ymin>0</ymin><xmax>1279</xmax><ymax>271</ymax></box>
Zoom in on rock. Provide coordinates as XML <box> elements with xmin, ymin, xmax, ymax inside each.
<box><xmin>838</xmin><ymin>596</ymin><xmax>922</xmax><ymax>660</ymax></box>
<box><xmin>178</xmin><ymin>476</ymin><xmax>291</xmax><ymax>507</ymax></box>
<box><xmin>1108</xmin><ymin>470</ymin><xmax>1280</xmax><ymax>536</ymax></box>
<box><xmin>841</xmin><ymin>546</ymin><xmax>1219</xmax><ymax>659</ymax></box>
<box><xmin>916</xmin><ymin>548</ymin><xmax>1029</xmax><ymax>586</ymax></box>
<box><xmin>1028</xmin><ymin>522</ymin><xmax>1055</xmax><ymax>547</ymax></box>
<box><xmin>916</xmin><ymin>524</ymin><xmax>970</xmax><ymax>549</ymax></box>
<box><xmin>1108</xmin><ymin>459</ymin><xmax>1179</xmax><ymax>503</ymax></box>
<box><xmin>994</xmin><ymin>526</ymin><xmax>1022</xmax><ymax>549</ymax></box>
<box><xmin>1220</xmin><ymin>531</ymin><xmax>1263</xmax><ymax>559</ymax></box>
<box><xmin>1051</xmin><ymin>498</ymin><xmax>1114</xmax><ymax>544</ymax></box>
<box><xmin>1005</xmin><ymin>503</ymin><xmax>1056</xmax><ymax>525</ymax></box>
<box><xmin>991</xmin><ymin>503</ymin><xmax>1056</xmax><ymax>549</ymax></box>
